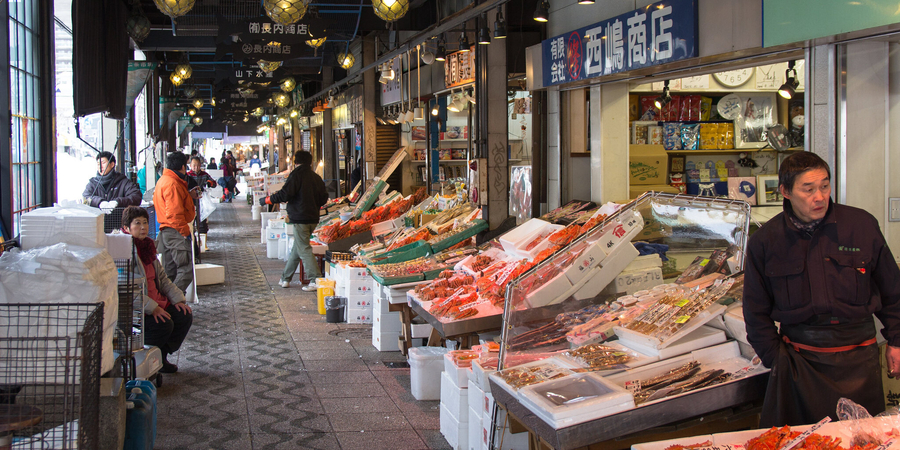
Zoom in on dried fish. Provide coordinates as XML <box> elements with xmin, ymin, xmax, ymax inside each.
<box><xmin>639</xmin><ymin>361</ymin><xmax>701</xmax><ymax>391</ymax></box>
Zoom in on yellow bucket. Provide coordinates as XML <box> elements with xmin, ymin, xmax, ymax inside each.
<box><xmin>316</xmin><ymin>278</ymin><xmax>336</xmax><ymax>315</ymax></box>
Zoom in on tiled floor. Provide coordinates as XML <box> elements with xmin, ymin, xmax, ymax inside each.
<box><xmin>156</xmin><ymin>201</ymin><xmax>449</xmax><ymax>449</ymax></box>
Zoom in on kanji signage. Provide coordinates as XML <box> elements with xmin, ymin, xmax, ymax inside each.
<box><xmin>215</xmin><ymin>67</ymin><xmax>287</xmax><ymax>84</ymax></box>
<box><xmin>444</xmin><ymin>48</ymin><xmax>476</xmax><ymax>89</ymax></box>
<box><xmin>541</xmin><ymin>0</ymin><xmax>696</xmax><ymax>87</ymax></box>
<box><xmin>217</xmin><ymin>15</ymin><xmax>328</xmax><ymax>44</ymax></box>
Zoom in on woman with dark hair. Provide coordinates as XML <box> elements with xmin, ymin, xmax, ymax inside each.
<box><xmin>122</xmin><ymin>206</ymin><xmax>193</xmax><ymax>374</ymax></box>
<box><xmin>207</xmin><ymin>157</ymin><xmax>218</xmax><ymax>170</ymax></box>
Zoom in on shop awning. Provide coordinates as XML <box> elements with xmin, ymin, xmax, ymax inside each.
<box><xmin>126</xmin><ymin>61</ymin><xmax>157</xmax><ymax>110</ymax></box>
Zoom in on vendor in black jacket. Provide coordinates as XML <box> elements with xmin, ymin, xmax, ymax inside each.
<box><xmin>743</xmin><ymin>151</ymin><xmax>900</xmax><ymax>426</ymax></box>
<box><xmin>260</xmin><ymin>151</ymin><xmax>328</xmax><ymax>291</ymax></box>
<box><xmin>82</xmin><ymin>151</ymin><xmax>142</xmax><ymax>208</ymax></box>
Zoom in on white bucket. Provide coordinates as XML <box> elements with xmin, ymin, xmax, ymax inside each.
<box><xmin>266</xmin><ymin>237</ymin><xmax>279</xmax><ymax>258</ymax></box>
<box><xmin>251</xmin><ymin>204</ymin><xmax>261</xmax><ymax>221</ymax></box>
<box><xmin>278</xmin><ymin>237</ymin><xmax>287</xmax><ymax>259</ymax></box>
<box><xmin>260</xmin><ymin>211</ymin><xmax>279</xmax><ymax>229</ymax></box>
<box><xmin>260</xmin><ymin>227</ymin><xmax>266</xmax><ymax>244</ymax></box>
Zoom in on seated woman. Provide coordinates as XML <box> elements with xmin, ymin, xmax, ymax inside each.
<box><xmin>122</xmin><ymin>206</ymin><xmax>193</xmax><ymax>374</ymax></box>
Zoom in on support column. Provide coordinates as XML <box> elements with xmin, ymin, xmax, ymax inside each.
<box><xmin>478</xmin><ymin>10</ymin><xmax>509</xmax><ymax>229</ymax></box>
<box><xmin>362</xmin><ymin>34</ymin><xmax>378</xmax><ymax>184</ymax></box>
<box><xmin>546</xmin><ymin>89</ymin><xmax>560</xmax><ymax>211</ymax></box>
<box><xmin>322</xmin><ymin>67</ymin><xmax>336</xmax><ymax>197</ymax></box>
<box><xmin>808</xmin><ymin>45</ymin><xmax>837</xmax><ymax>190</ymax></box>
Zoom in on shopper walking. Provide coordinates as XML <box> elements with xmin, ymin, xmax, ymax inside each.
<box><xmin>153</xmin><ymin>152</ymin><xmax>197</xmax><ymax>293</ymax></box>
<box><xmin>82</xmin><ymin>151</ymin><xmax>142</xmax><ymax>209</ymax></box>
<box><xmin>743</xmin><ymin>151</ymin><xmax>900</xmax><ymax>426</ymax></box>
<box><xmin>122</xmin><ymin>206</ymin><xmax>193</xmax><ymax>373</ymax></box>
<box><xmin>219</xmin><ymin>151</ymin><xmax>239</xmax><ymax>202</ymax></box>
<box><xmin>188</xmin><ymin>156</ymin><xmax>216</xmax><ymax>251</ymax></box>
<box><xmin>260</xmin><ymin>151</ymin><xmax>328</xmax><ymax>290</ymax></box>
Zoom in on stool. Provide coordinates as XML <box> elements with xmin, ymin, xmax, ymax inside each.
<box><xmin>298</xmin><ymin>255</ymin><xmax>326</xmax><ymax>284</ymax></box>
<box><xmin>0</xmin><ymin>404</ymin><xmax>43</xmax><ymax>450</ymax></box>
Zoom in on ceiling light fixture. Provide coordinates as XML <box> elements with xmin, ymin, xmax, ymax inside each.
<box><xmin>210</xmin><ymin>98</ymin><xmax>215</xmax><ymax>107</ymax></box>
<box><xmin>458</xmin><ymin>31</ymin><xmax>471</xmax><ymax>52</ymax></box>
<box><xmin>169</xmin><ymin>72</ymin><xmax>183</xmax><ymax>87</ymax></box>
<box><xmin>778</xmin><ymin>61</ymin><xmax>800</xmax><ymax>99</ymax></box>
<box><xmin>192</xmin><ymin>116</ymin><xmax>203</xmax><ymax>126</ymax></box>
<box><xmin>431</xmin><ymin>102</ymin><xmax>439</xmax><ymax>116</ymax></box>
<box><xmin>465</xmin><ymin>89</ymin><xmax>476</xmax><ymax>104</ymax></box>
<box><xmin>493</xmin><ymin>8</ymin><xmax>507</xmax><ymax>39</ymax></box>
<box><xmin>533</xmin><ymin>0</ymin><xmax>550</xmax><ymax>22</ymax></box>
<box><xmin>372</xmin><ymin>0</ymin><xmax>409</xmax><ymax>22</ymax></box>
<box><xmin>183</xmin><ymin>86</ymin><xmax>197</xmax><ymax>98</ymax></box>
<box><xmin>273</xmin><ymin>92</ymin><xmax>290</xmax><ymax>108</ymax></box>
<box><xmin>258</xmin><ymin>59</ymin><xmax>282</xmax><ymax>74</ymax></box>
<box><xmin>263</xmin><ymin>0</ymin><xmax>310</xmax><ymax>26</ymax></box>
<box><xmin>175</xmin><ymin>63</ymin><xmax>192</xmax><ymax>80</ymax></box>
<box><xmin>654</xmin><ymin>80</ymin><xmax>672</xmax><ymax>109</ymax></box>
<box><xmin>435</xmin><ymin>40</ymin><xmax>447</xmax><ymax>61</ymax></box>
<box><xmin>338</xmin><ymin>52</ymin><xmax>355</xmax><ymax>70</ymax></box>
<box><xmin>187</xmin><ymin>107</ymin><xmax>197</xmax><ymax>116</ymax></box>
<box><xmin>478</xmin><ymin>15</ymin><xmax>491</xmax><ymax>45</ymax></box>
<box><xmin>290</xmin><ymin>108</ymin><xmax>299</xmax><ymax>118</ymax></box>
<box><xmin>326</xmin><ymin>93</ymin><xmax>336</xmax><ymax>109</ymax></box>
<box><xmin>153</xmin><ymin>0</ymin><xmax>195</xmax><ymax>21</ymax></box>
<box><xmin>125</xmin><ymin>7</ymin><xmax>151</xmax><ymax>42</ymax></box>
<box><xmin>281</xmin><ymin>77</ymin><xmax>296</xmax><ymax>92</ymax></box>
<box><xmin>578</xmin><ymin>0</ymin><xmax>595</xmax><ymax>4</ymax></box>
<box><xmin>192</xmin><ymin>98</ymin><xmax>203</xmax><ymax>109</ymax></box>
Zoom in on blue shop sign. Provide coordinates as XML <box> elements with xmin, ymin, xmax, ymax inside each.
<box><xmin>541</xmin><ymin>0</ymin><xmax>697</xmax><ymax>87</ymax></box>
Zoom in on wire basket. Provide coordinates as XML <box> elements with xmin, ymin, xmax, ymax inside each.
<box><xmin>0</xmin><ymin>303</ymin><xmax>103</xmax><ymax>449</ymax></box>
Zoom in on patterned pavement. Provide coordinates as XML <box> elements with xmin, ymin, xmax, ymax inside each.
<box><xmin>154</xmin><ymin>201</ymin><xmax>450</xmax><ymax>449</ymax></box>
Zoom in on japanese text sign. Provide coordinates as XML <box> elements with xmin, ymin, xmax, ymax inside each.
<box><xmin>444</xmin><ymin>48</ymin><xmax>476</xmax><ymax>88</ymax></box>
<box><xmin>541</xmin><ymin>0</ymin><xmax>696</xmax><ymax>87</ymax></box>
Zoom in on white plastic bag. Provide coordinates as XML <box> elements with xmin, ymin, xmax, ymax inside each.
<box><xmin>200</xmin><ymin>191</ymin><xmax>217</xmax><ymax>222</ymax></box>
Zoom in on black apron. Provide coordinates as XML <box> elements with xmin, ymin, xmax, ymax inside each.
<box><xmin>760</xmin><ymin>317</ymin><xmax>883</xmax><ymax>427</ymax></box>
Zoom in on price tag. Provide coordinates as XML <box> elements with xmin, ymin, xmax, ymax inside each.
<box><xmin>458</xmin><ymin>299</ymin><xmax>486</xmax><ymax>312</ymax></box>
<box><xmin>699</xmin><ymin>258</ymin><xmax>710</xmax><ymax>267</ymax></box>
<box><xmin>781</xmin><ymin>417</ymin><xmax>832</xmax><ymax>450</ymax></box>
<box><xmin>624</xmin><ymin>380</ymin><xmax>641</xmax><ymax>393</ymax></box>
<box><xmin>675</xmin><ymin>299</ymin><xmax>690</xmax><ymax>308</ymax></box>
<box><xmin>675</xmin><ymin>315</ymin><xmax>691</xmax><ymax>324</ymax></box>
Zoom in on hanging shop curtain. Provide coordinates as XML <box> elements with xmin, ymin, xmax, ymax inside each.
<box><xmin>73</xmin><ymin>0</ymin><xmax>128</xmax><ymax>119</ymax></box>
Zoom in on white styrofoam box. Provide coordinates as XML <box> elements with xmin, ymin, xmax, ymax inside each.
<box><xmin>443</xmin><ymin>353</ymin><xmax>470</xmax><ymax>388</ymax></box>
<box><xmin>483</xmin><ymin>391</ymin><xmax>495</xmax><ymax>423</ymax></box>
<box><xmin>737</xmin><ymin>341</ymin><xmax>756</xmax><ymax>360</ymax></box>
<box><xmin>441</xmin><ymin>371</ymin><xmax>469</xmax><ymax>421</ymax></box>
<box><xmin>332</xmin><ymin>263</ymin><xmax>344</xmax><ymax>283</ymax></box>
<box><xmin>468</xmin><ymin>406</ymin><xmax>483</xmax><ymax>450</ymax></box>
<box><xmin>615</xmin><ymin>266</ymin><xmax>664</xmax><ymax>295</ymax></box>
<box><xmin>374</xmin><ymin>310</ymin><xmax>402</xmax><ymax>332</ymax></box>
<box><xmin>573</xmin><ymin>243</ymin><xmax>639</xmax><ymax>300</ymax></box>
<box><xmin>723</xmin><ymin>303</ymin><xmax>748</xmax><ymax>344</ymax></box>
<box><xmin>346</xmin><ymin>278</ymin><xmax>375</xmax><ymax>295</ymax></box>
<box><xmin>467</xmin><ymin>380</ymin><xmax>485</xmax><ymax>418</ymax></box>
<box><xmin>618</xmin><ymin>325</ymin><xmax>726</xmax><ymax>360</ymax></box>
<box><xmin>525</xmin><ymin>272</ymin><xmax>574</xmax><ymax>308</ymax></box>
<box><xmin>562</xmin><ymin>240</ymin><xmax>609</xmax><ymax>285</ymax></box>
<box><xmin>260</xmin><ymin>211</ymin><xmax>279</xmax><ymax>229</ymax></box>
<box><xmin>346</xmin><ymin>306</ymin><xmax>373</xmax><ymax>324</ymax></box>
<box><xmin>105</xmin><ymin>233</ymin><xmax>133</xmax><ymax>259</ymax></box>
<box><xmin>471</xmin><ymin>360</ymin><xmax>495</xmax><ymax>394</ymax></box>
<box><xmin>624</xmin><ymin>254</ymin><xmax>663</xmax><ymax>271</ymax></box>
<box><xmin>195</xmin><ymin>263</ymin><xmax>225</xmax><ymax>285</ymax></box>
<box><xmin>371</xmin><ymin>219</ymin><xmax>396</xmax><ymax>237</ymax></box>
<box><xmin>517</xmin><ymin>223</ymin><xmax>565</xmax><ymax>259</ymax></box>
<box><xmin>411</xmin><ymin>323</ymin><xmax>434</xmax><ymax>339</ymax></box>
<box><xmin>346</xmin><ymin>293</ymin><xmax>373</xmax><ymax>309</ymax></box>
<box><xmin>440</xmin><ymin>403</ymin><xmax>468</xmax><ymax>450</ymax></box>
<box><xmin>483</xmin><ymin>407</ymin><xmax>530</xmax><ymax>450</ymax></box>
<box><xmin>343</xmin><ymin>265</ymin><xmax>371</xmax><ymax>280</ymax></box>
<box><xmin>372</xmin><ymin>329</ymin><xmax>401</xmax><ymax>352</ymax></box>
<box><xmin>409</xmin><ymin>347</ymin><xmax>450</xmax><ymax>401</ymax></box>
<box><xmin>498</xmin><ymin>218</ymin><xmax>552</xmax><ymax>256</ymax></box>
<box><xmin>518</xmin><ymin>373</ymin><xmax>635</xmax><ymax>429</ymax></box>
<box><xmin>373</xmin><ymin>294</ymin><xmax>392</xmax><ymax>314</ymax></box>
<box><xmin>614</xmin><ymin>303</ymin><xmax>728</xmax><ymax>350</ymax></box>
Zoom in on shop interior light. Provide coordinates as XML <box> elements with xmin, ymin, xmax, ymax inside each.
<box><xmin>379</xmin><ymin>62</ymin><xmax>395</xmax><ymax>84</ymax></box>
<box><xmin>175</xmin><ymin>61</ymin><xmax>192</xmax><ymax>80</ymax></box>
<box><xmin>447</xmin><ymin>91</ymin><xmax>460</xmax><ymax>112</ymax></box>
<box><xmin>778</xmin><ymin>61</ymin><xmax>800</xmax><ymax>99</ymax></box>
<box><xmin>465</xmin><ymin>89</ymin><xmax>476</xmax><ymax>104</ymax></box>
<box><xmin>493</xmin><ymin>8</ymin><xmax>507</xmax><ymax>39</ymax></box>
<box><xmin>192</xmin><ymin>98</ymin><xmax>203</xmax><ymax>109</ymax></box>
<box><xmin>654</xmin><ymin>81</ymin><xmax>672</xmax><ymax>109</ymax></box>
<box><xmin>435</xmin><ymin>41</ymin><xmax>447</xmax><ymax>61</ymax></box>
<box><xmin>326</xmin><ymin>95</ymin><xmax>336</xmax><ymax>108</ymax></box>
<box><xmin>533</xmin><ymin>0</ymin><xmax>549</xmax><ymax>22</ymax></box>
<box><xmin>458</xmin><ymin>32</ymin><xmax>471</xmax><ymax>52</ymax></box>
<box><xmin>210</xmin><ymin>98</ymin><xmax>216</xmax><ymax>106</ymax></box>
<box><xmin>478</xmin><ymin>15</ymin><xmax>491</xmax><ymax>45</ymax></box>
<box><xmin>125</xmin><ymin>7</ymin><xmax>151</xmax><ymax>42</ymax></box>
<box><xmin>414</xmin><ymin>103</ymin><xmax>424</xmax><ymax>120</ymax></box>
<box><xmin>421</xmin><ymin>50</ymin><xmax>435</xmax><ymax>65</ymax></box>
<box><xmin>431</xmin><ymin>103</ymin><xmax>440</xmax><ymax>116</ymax></box>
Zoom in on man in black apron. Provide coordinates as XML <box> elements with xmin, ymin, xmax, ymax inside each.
<box><xmin>743</xmin><ymin>151</ymin><xmax>900</xmax><ymax>426</ymax></box>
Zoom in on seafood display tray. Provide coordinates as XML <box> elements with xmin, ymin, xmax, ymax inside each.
<box><xmin>518</xmin><ymin>373</ymin><xmax>635</xmax><ymax>429</ymax></box>
<box><xmin>612</xmin><ymin>303</ymin><xmax>728</xmax><ymax>350</ymax></box>
<box><xmin>410</xmin><ymin>299</ymin><xmax>504</xmax><ymax>338</ymax></box>
<box><xmin>430</xmin><ymin>219</ymin><xmax>489</xmax><ymax>252</ymax></box>
<box><xmin>617</xmin><ymin>325</ymin><xmax>727</xmax><ymax>360</ymax></box>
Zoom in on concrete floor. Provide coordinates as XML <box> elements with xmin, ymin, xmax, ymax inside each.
<box><xmin>154</xmin><ymin>201</ymin><xmax>450</xmax><ymax>449</ymax></box>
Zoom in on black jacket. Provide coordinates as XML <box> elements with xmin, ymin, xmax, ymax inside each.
<box><xmin>743</xmin><ymin>199</ymin><xmax>900</xmax><ymax>367</ymax></box>
<box><xmin>82</xmin><ymin>171</ymin><xmax>143</xmax><ymax>207</ymax></box>
<box><xmin>268</xmin><ymin>164</ymin><xmax>328</xmax><ymax>224</ymax></box>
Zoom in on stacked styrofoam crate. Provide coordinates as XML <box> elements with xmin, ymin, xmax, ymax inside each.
<box><xmin>335</xmin><ymin>263</ymin><xmax>374</xmax><ymax>324</ymax></box>
<box><xmin>469</xmin><ymin>360</ymin><xmax>529</xmax><ymax>450</ymax></box>
<box><xmin>440</xmin><ymin>354</ymin><xmax>469</xmax><ymax>450</ymax></box>
<box><xmin>372</xmin><ymin>278</ymin><xmax>402</xmax><ymax>351</ymax></box>
<box><xmin>20</xmin><ymin>205</ymin><xmax>106</xmax><ymax>250</ymax></box>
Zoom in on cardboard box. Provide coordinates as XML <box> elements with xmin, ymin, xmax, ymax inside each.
<box><xmin>629</xmin><ymin>145</ymin><xmax>669</xmax><ymax>185</ymax></box>
<box><xmin>195</xmin><ymin>263</ymin><xmax>225</xmax><ymax>285</ymax></box>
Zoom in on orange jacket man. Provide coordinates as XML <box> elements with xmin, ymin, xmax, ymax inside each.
<box><xmin>153</xmin><ymin>152</ymin><xmax>197</xmax><ymax>292</ymax></box>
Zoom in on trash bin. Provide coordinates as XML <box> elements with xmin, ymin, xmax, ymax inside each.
<box><xmin>325</xmin><ymin>296</ymin><xmax>345</xmax><ymax>323</ymax></box>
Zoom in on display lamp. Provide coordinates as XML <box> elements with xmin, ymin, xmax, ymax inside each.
<box><xmin>478</xmin><ymin>14</ymin><xmax>491</xmax><ymax>45</ymax></box>
<box><xmin>381</xmin><ymin>63</ymin><xmax>395</xmax><ymax>82</ymax></box>
<box><xmin>778</xmin><ymin>61</ymin><xmax>800</xmax><ymax>99</ymax></box>
<box><xmin>326</xmin><ymin>95</ymin><xmax>336</xmax><ymax>109</ymax></box>
<box><xmin>447</xmin><ymin>91</ymin><xmax>461</xmax><ymax>112</ymax></box>
<box><xmin>192</xmin><ymin>116</ymin><xmax>203</xmax><ymax>126</ymax></box>
<box><xmin>153</xmin><ymin>0</ymin><xmax>196</xmax><ymax>20</ymax></box>
<box><xmin>126</xmin><ymin>9</ymin><xmax>151</xmax><ymax>42</ymax></box>
<box><xmin>281</xmin><ymin>77</ymin><xmax>297</xmax><ymax>93</ymax></box>
<box><xmin>258</xmin><ymin>60</ymin><xmax>282</xmax><ymax>74</ymax></box>
<box><xmin>169</xmin><ymin>72</ymin><xmax>184</xmax><ymax>87</ymax></box>
<box><xmin>414</xmin><ymin>103</ymin><xmax>424</xmax><ymax>120</ymax></box>
<box><xmin>338</xmin><ymin>52</ymin><xmax>355</xmax><ymax>69</ymax></box>
<box><xmin>465</xmin><ymin>89</ymin><xmax>476</xmax><ymax>104</ymax></box>
<box><xmin>458</xmin><ymin>32</ymin><xmax>471</xmax><ymax>52</ymax></box>
<box><xmin>435</xmin><ymin>40</ymin><xmax>447</xmax><ymax>62</ymax></box>
<box><xmin>533</xmin><ymin>0</ymin><xmax>549</xmax><ymax>22</ymax></box>
<box><xmin>372</xmin><ymin>0</ymin><xmax>409</xmax><ymax>23</ymax></box>
<box><xmin>263</xmin><ymin>0</ymin><xmax>310</xmax><ymax>25</ymax></box>
<box><xmin>655</xmin><ymin>81</ymin><xmax>672</xmax><ymax>109</ymax></box>
<box><xmin>192</xmin><ymin>98</ymin><xmax>203</xmax><ymax>109</ymax></box>
<box><xmin>493</xmin><ymin>9</ymin><xmax>507</xmax><ymax>39</ymax></box>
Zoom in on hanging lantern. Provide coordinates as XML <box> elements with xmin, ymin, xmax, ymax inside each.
<box><xmin>280</xmin><ymin>77</ymin><xmax>296</xmax><ymax>93</ymax></box>
<box><xmin>169</xmin><ymin>72</ymin><xmax>184</xmax><ymax>87</ymax></box>
<box><xmin>258</xmin><ymin>59</ymin><xmax>282</xmax><ymax>74</ymax></box>
<box><xmin>125</xmin><ymin>9</ymin><xmax>151</xmax><ymax>42</ymax></box>
<box><xmin>192</xmin><ymin>98</ymin><xmax>204</xmax><ymax>109</ymax></box>
<box><xmin>153</xmin><ymin>0</ymin><xmax>196</xmax><ymax>20</ymax></box>
<box><xmin>263</xmin><ymin>0</ymin><xmax>310</xmax><ymax>26</ymax></box>
<box><xmin>290</xmin><ymin>108</ymin><xmax>299</xmax><ymax>118</ymax></box>
<box><xmin>175</xmin><ymin>62</ymin><xmax>192</xmax><ymax>80</ymax></box>
<box><xmin>192</xmin><ymin>116</ymin><xmax>203</xmax><ymax>126</ymax></box>
<box><xmin>252</xmin><ymin>107</ymin><xmax>264</xmax><ymax>117</ymax></box>
<box><xmin>183</xmin><ymin>86</ymin><xmax>197</xmax><ymax>98</ymax></box>
<box><xmin>210</xmin><ymin>98</ymin><xmax>216</xmax><ymax>106</ymax></box>
<box><xmin>337</xmin><ymin>52</ymin><xmax>355</xmax><ymax>70</ymax></box>
<box><xmin>372</xmin><ymin>0</ymin><xmax>409</xmax><ymax>22</ymax></box>
<box><xmin>273</xmin><ymin>92</ymin><xmax>291</xmax><ymax>108</ymax></box>
<box><xmin>306</xmin><ymin>37</ymin><xmax>326</xmax><ymax>49</ymax></box>
<box><xmin>187</xmin><ymin>107</ymin><xmax>197</xmax><ymax>116</ymax></box>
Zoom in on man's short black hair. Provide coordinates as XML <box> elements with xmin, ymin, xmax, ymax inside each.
<box><xmin>97</xmin><ymin>151</ymin><xmax>115</xmax><ymax>164</ymax></box>
<box><xmin>294</xmin><ymin>151</ymin><xmax>312</xmax><ymax>166</ymax></box>
<box><xmin>190</xmin><ymin>156</ymin><xmax>202</xmax><ymax>164</ymax></box>
<box><xmin>167</xmin><ymin>152</ymin><xmax>188</xmax><ymax>170</ymax></box>
<box><xmin>779</xmin><ymin>152</ymin><xmax>831</xmax><ymax>193</ymax></box>
<box><xmin>122</xmin><ymin>205</ymin><xmax>149</xmax><ymax>228</ymax></box>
